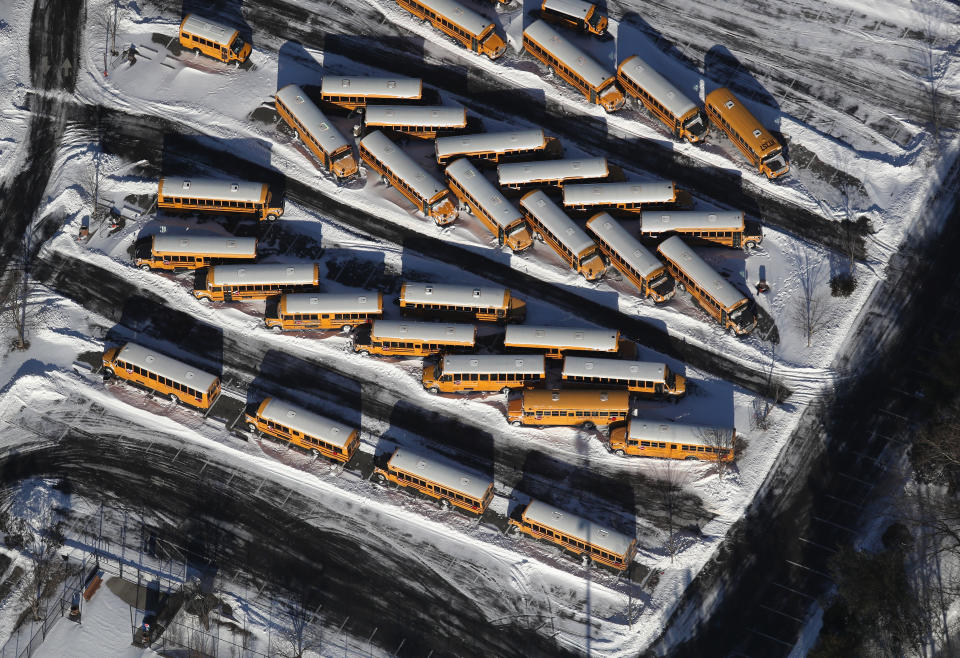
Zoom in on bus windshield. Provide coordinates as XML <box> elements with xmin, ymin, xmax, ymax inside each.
<box><xmin>683</xmin><ymin>112</ymin><xmax>707</xmax><ymax>138</ymax></box>
<box><xmin>230</xmin><ymin>36</ymin><xmax>244</xmax><ymax>54</ymax></box>
<box><xmin>587</xmin><ymin>10</ymin><xmax>603</xmax><ymax>29</ymax></box>
<box><xmin>730</xmin><ymin>303</ymin><xmax>756</xmax><ymax>331</ymax></box>
<box><xmin>762</xmin><ymin>151</ymin><xmax>788</xmax><ymax>174</ymax></box>
<box><xmin>506</xmin><ymin>222</ymin><xmax>528</xmax><ymax>237</ymax></box>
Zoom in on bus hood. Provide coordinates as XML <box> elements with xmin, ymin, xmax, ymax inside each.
<box><xmin>332</xmin><ymin>155</ymin><xmax>359</xmax><ymax>179</ymax></box>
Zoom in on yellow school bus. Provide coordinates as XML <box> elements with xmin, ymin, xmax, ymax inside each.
<box><xmin>158</xmin><ymin>176</ymin><xmax>283</xmax><ymax>222</ymax></box>
<box><xmin>608</xmin><ymin>418</ymin><xmax>735</xmax><ymax>462</ymax></box>
<box><xmin>509</xmin><ymin>499</ymin><xmax>636</xmax><ymax>571</ymax></box>
<box><xmin>374</xmin><ymin>447</ymin><xmax>495</xmax><ymax>514</ymax></box>
<box><xmin>507</xmin><ymin>388</ymin><xmax>629</xmax><ymax>428</ymax></box>
<box><xmin>445</xmin><ymin>158</ymin><xmax>533</xmax><ymax>253</ymax></box>
<box><xmin>399</xmin><ymin>282</ymin><xmax>526</xmax><ymax>323</ymax></box>
<box><xmin>584</xmin><ymin>213</ymin><xmax>675</xmax><ymax>303</ymax></box>
<box><xmin>617</xmin><ymin>55</ymin><xmax>708</xmax><ymax>143</ymax></box>
<box><xmin>352</xmin><ymin>320</ymin><xmax>476</xmax><ymax>357</ymax></box>
<box><xmin>320</xmin><ymin>75</ymin><xmax>423</xmax><ymax>112</ymax></box>
<box><xmin>102</xmin><ymin>342</ymin><xmax>220</xmax><ymax>409</ymax></box>
<box><xmin>245</xmin><ymin>397</ymin><xmax>360</xmax><ymax>463</ymax></box>
<box><xmin>503</xmin><ymin>325</ymin><xmax>623</xmax><ymax>359</ymax></box>
<box><xmin>179</xmin><ymin>14</ymin><xmax>251</xmax><ymax>65</ymax></box>
<box><xmin>364</xmin><ymin>105</ymin><xmax>468</xmax><ymax>141</ymax></box>
<box><xmin>519</xmin><ymin>190</ymin><xmax>605</xmax><ymax>281</ymax></box>
<box><xmin>192</xmin><ymin>263</ymin><xmax>320</xmax><ymax>302</ymax></box>
<box><xmin>396</xmin><ymin>0</ymin><xmax>507</xmax><ymax>60</ymax></box>
<box><xmin>264</xmin><ymin>292</ymin><xmax>383</xmax><ymax>332</ymax></box>
<box><xmin>135</xmin><ymin>234</ymin><xmax>257</xmax><ymax>272</ymax></box>
<box><xmin>422</xmin><ymin>354</ymin><xmax>545</xmax><ymax>394</ymax></box>
<box><xmin>274</xmin><ymin>84</ymin><xmax>359</xmax><ymax>180</ymax></box>
<box><xmin>561</xmin><ymin>356</ymin><xmax>686</xmax><ymax>397</ymax></box>
<box><xmin>704</xmin><ymin>87</ymin><xmax>788</xmax><ymax>179</ymax></box>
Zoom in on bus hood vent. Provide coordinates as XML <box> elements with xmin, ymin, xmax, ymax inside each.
<box><xmin>237</xmin><ymin>268</ymin><xmax>246</xmax><ymax>278</ymax></box>
<box><xmin>598</xmin><ymin>529</ymin><xmax>609</xmax><ymax>537</ymax></box>
<box><xmin>418</xmin><ymin>460</ymin><xmax>427</xmax><ymax>469</ymax></box>
<box><xmin>473</xmin><ymin>288</ymin><xmax>481</xmax><ymax>297</ymax></box>
<box><xmin>182</xmin><ymin>180</ymin><xmax>192</xmax><ymax>190</ymax></box>
<box><xmin>145</xmin><ymin>355</ymin><xmax>155</xmax><ymax>363</ymax></box>
<box><xmin>387</xmin><ymin>80</ymin><xmax>397</xmax><ymax>88</ymax></box>
<box><xmin>286</xmin><ymin>267</ymin><xmax>295</xmax><ymax>275</ymax></box>
<box><xmin>515</xmin><ymin>359</ymin><xmax>524</xmax><ymax>367</ymax></box>
<box><xmin>287</xmin><ymin>410</ymin><xmax>297</xmax><ymax>418</ymax></box>
<box><xmin>572</xmin><ymin>161</ymin><xmax>582</xmax><ymax>169</ymax></box>
<box><xmin>584</xmin><ymin>361</ymin><xmax>594</xmax><ymax>370</ymax></box>
<box><xmin>660</xmin><ymin>215</ymin><xmax>670</xmax><ymax>223</ymax></box>
<box><xmin>445</xmin><ymin>326</ymin><xmax>455</xmax><ymax>334</ymax></box>
<box><xmin>358</xmin><ymin>296</ymin><xmax>367</xmax><ymax>303</ymax></box>
<box><xmin>628</xmin><ymin>365</ymin><xmax>638</xmax><ymax>373</ymax></box>
<box><xmin>460</xmin><ymin>477</ymin><xmax>470</xmax><ymax>486</ymax></box>
<box><xmin>331</xmin><ymin>427</ymin><xmax>340</xmax><ymax>434</ymax></box>
<box><xmin>185</xmin><ymin>371</ymin><xmax>194</xmax><ymax>379</ymax></box>
<box><xmin>341</xmin><ymin>79</ymin><xmax>351</xmax><ymax>87</ymax></box>
<box><xmin>425</xmin><ymin>286</ymin><xmax>434</xmax><ymax>295</ymax></box>
<box><xmin>551</xmin><ymin>391</ymin><xmax>560</xmax><ymax>401</ymax></box>
<box><xmin>603</xmin><ymin>221</ymin><xmax>612</xmax><ymax>230</ymax></box>
<box><xmin>574</xmin><ymin>331</ymin><xmax>584</xmax><ymax>340</ymax></box>
<box><xmin>309</xmin><ymin>297</ymin><xmax>319</xmax><ymax>305</ymax></box>
<box><xmin>753</xmin><ymin>129</ymin><xmax>763</xmax><ymax>137</ymax></box>
<box><xmin>632</xmin><ymin>250</ymin><xmax>643</xmax><ymax>258</ymax></box>
<box><xmin>707</xmin><ymin>214</ymin><xmax>717</xmax><ymax>223</ymax></box>
<box><xmin>552</xmin><ymin>510</ymin><xmax>563</xmax><ymax>521</ymax></box>
<box><xmin>535</xmin><ymin>329</ymin><xmax>545</xmax><ymax>337</ymax></box>
<box><xmin>230</xmin><ymin>183</ymin><xmax>239</xmax><ymax>192</ymax></box>
<box><xmin>600</xmin><ymin>392</ymin><xmax>608</xmax><ymax>401</ymax></box>
<box><xmin>399</xmin><ymin>325</ymin><xmax>408</xmax><ymax>333</ymax></box>
<box><xmin>295</xmin><ymin>94</ymin><xmax>305</xmax><ymax>104</ymax></box>
<box><xmin>470</xmin><ymin>359</ymin><xmax>479</xmax><ymax>366</ymax></box>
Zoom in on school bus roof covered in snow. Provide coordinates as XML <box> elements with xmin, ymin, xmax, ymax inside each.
<box><xmin>617</xmin><ymin>55</ymin><xmax>698</xmax><ymax>120</ymax></box>
<box><xmin>627</xmin><ymin>418</ymin><xmax>735</xmax><ymax>448</ymax></box>
<box><xmin>321</xmin><ymin>76</ymin><xmax>422</xmax><ymax>99</ymax></box>
<box><xmin>435</xmin><ymin>129</ymin><xmax>547</xmax><ymax>160</ymax></box>
<box><xmin>519</xmin><ymin>190</ymin><xmax>596</xmax><ymax>256</ymax></box>
<box><xmin>159</xmin><ymin>176</ymin><xmax>268</xmax><ymax>204</ymax></box>
<box><xmin>275</xmin><ymin>85</ymin><xmax>351</xmax><ymax>155</ymax></box>
<box><xmin>585</xmin><ymin>213</ymin><xmax>664</xmax><ymax>279</ymax></box>
<box><xmin>400</xmin><ymin>282</ymin><xmax>511</xmax><ymax>308</ymax></box>
<box><xmin>640</xmin><ymin>210</ymin><xmax>745</xmax><ymax>233</ymax></box>
<box><xmin>523</xmin><ymin>20</ymin><xmax>614</xmax><ymax>89</ymax></box>
<box><xmin>180</xmin><ymin>14</ymin><xmax>238</xmax><ymax>45</ymax></box>
<box><xmin>364</xmin><ymin>105</ymin><xmax>467</xmax><ymax>128</ymax></box>
<box><xmin>259</xmin><ymin>397</ymin><xmax>356</xmax><ymax>448</ymax></box>
<box><xmin>562</xmin><ymin>356</ymin><xmax>666</xmax><ymax>381</ymax></box>
<box><xmin>498</xmin><ymin>157</ymin><xmax>608</xmax><ymax>186</ymax></box>
<box><xmin>522</xmin><ymin>499</ymin><xmax>635</xmax><ymax>556</ymax></box>
<box><xmin>440</xmin><ymin>354</ymin><xmax>545</xmax><ymax>375</ymax></box>
<box><xmin>445</xmin><ymin>159</ymin><xmax>523</xmax><ymax>229</ymax></box>
<box><xmin>115</xmin><ymin>342</ymin><xmax>219</xmax><ymax>392</ymax></box>
<box><xmin>505</xmin><ymin>326</ymin><xmax>618</xmax><ymax>351</ymax></box>
<box><xmin>371</xmin><ymin>321</ymin><xmax>476</xmax><ymax>344</ymax></box>
<box><xmin>210</xmin><ymin>263</ymin><xmax>318</xmax><ymax>287</ymax></box>
<box><xmin>152</xmin><ymin>235</ymin><xmax>257</xmax><ymax>257</ymax></box>
<box><xmin>281</xmin><ymin>292</ymin><xmax>382</xmax><ymax>315</ymax></box>
<box><xmin>542</xmin><ymin>0</ymin><xmax>593</xmax><ymax>20</ymax></box>
<box><xmin>564</xmin><ymin>181</ymin><xmax>677</xmax><ymax>206</ymax></box>
<box><xmin>388</xmin><ymin>447</ymin><xmax>492</xmax><ymax>500</ymax></box>
<box><xmin>520</xmin><ymin>388</ymin><xmax>630</xmax><ymax>410</ymax></box>
<box><xmin>412</xmin><ymin>0</ymin><xmax>494</xmax><ymax>35</ymax></box>
<box><xmin>657</xmin><ymin>235</ymin><xmax>747</xmax><ymax>310</ymax></box>
<box><xmin>360</xmin><ymin>131</ymin><xmax>448</xmax><ymax>202</ymax></box>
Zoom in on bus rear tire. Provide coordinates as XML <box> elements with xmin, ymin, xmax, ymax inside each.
<box><xmin>685</xmin><ymin>455</ymin><xmax>698</xmax><ymax>460</ymax></box>
<box><xmin>194</xmin><ymin>48</ymin><xmax>201</xmax><ymax>57</ymax></box>
<box><xmin>428</xmin><ymin>387</ymin><xmax>439</xmax><ymax>395</ymax></box>
<box><xmin>440</xmin><ymin>498</ymin><xmax>451</xmax><ymax>510</ymax></box>
<box><xmin>270</xmin><ymin>325</ymin><xmax>282</xmax><ymax>334</ymax></box>
<box><xmin>615</xmin><ymin>449</ymin><xmax>625</xmax><ymax>456</ymax></box>
<box><xmin>582</xmin><ymin>421</ymin><xmax>594</xmax><ymax>430</ymax></box>
<box><xmin>169</xmin><ymin>393</ymin><xmax>179</xmax><ymax>405</ymax></box>
<box><xmin>247</xmin><ymin>422</ymin><xmax>257</xmax><ymax>433</ymax></box>
<box><xmin>358</xmin><ymin>350</ymin><xmax>370</xmax><ymax>357</ymax></box>
<box><xmin>677</xmin><ymin>282</ymin><xmax>685</xmax><ymax>292</ymax></box>
<box><xmin>501</xmin><ymin>386</ymin><xmax>511</xmax><ymax>395</ymax></box>
<box><xmin>341</xmin><ymin>324</ymin><xmax>353</xmax><ymax>333</ymax></box>
<box><xmin>266</xmin><ymin>213</ymin><xmax>278</xmax><ymax>221</ymax></box>
<box><xmin>310</xmin><ymin>448</ymin><xmax>320</xmax><ymax>458</ymax></box>
<box><xmin>103</xmin><ymin>367</ymin><xmax>114</xmax><ymax>379</ymax></box>
<box><xmin>375</xmin><ymin>473</ymin><xmax>386</xmax><ymax>484</ymax></box>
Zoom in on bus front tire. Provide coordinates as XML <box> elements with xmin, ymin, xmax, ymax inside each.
<box><xmin>615</xmin><ymin>449</ymin><xmax>625</xmax><ymax>456</ymax></box>
<box><xmin>375</xmin><ymin>473</ymin><xmax>386</xmax><ymax>484</ymax></box>
<box><xmin>194</xmin><ymin>48</ymin><xmax>201</xmax><ymax>57</ymax></box>
<box><xmin>582</xmin><ymin>421</ymin><xmax>594</xmax><ymax>430</ymax></box>
<box><xmin>341</xmin><ymin>324</ymin><xmax>353</xmax><ymax>333</ymax></box>
<box><xmin>247</xmin><ymin>422</ymin><xmax>257</xmax><ymax>433</ymax></box>
<box><xmin>169</xmin><ymin>393</ymin><xmax>179</xmax><ymax>405</ymax></box>
<box><xmin>745</xmin><ymin>240</ymin><xmax>758</xmax><ymax>250</ymax></box>
<box><xmin>358</xmin><ymin>349</ymin><xmax>370</xmax><ymax>357</ymax></box>
<box><xmin>266</xmin><ymin>213</ymin><xmax>278</xmax><ymax>221</ymax></box>
<box><xmin>501</xmin><ymin>386</ymin><xmax>511</xmax><ymax>395</ymax></box>
<box><xmin>677</xmin><ymin>282</ymin><xmax>685</xmax><ymax>292</ymax></box>
<box><xmin>511</xmin><ymin>420</ymin><xmax>522</xmax><ymax>427</ymax></box>
<box><xmin>270</xmin><ymin>325</ymin><xmax>282</xmax><ymax>334</ymax></box>
<box><xmin>428</xmin><ymin>386</ymin><xmax>439</xmax><ymax>395</ymax></box>
<box><xmin>102</xmin><ymin>367</ymin><xmax>114</xmax><ymax>379</ymax></box>
<box><xmin>139</xmin><ymin>264</ymin><xmax>152</xmax><ymax>271</ymax></box>
<box><xmin>440</xmin><ymin>498</ymin><xmax>451</xmax><ymax>510</ymax></box>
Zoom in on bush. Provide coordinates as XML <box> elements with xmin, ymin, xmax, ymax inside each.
<box><xmin>830</xmin><ymin>273</ymin><xmax>857</xmax><ymax>297</ymax></box>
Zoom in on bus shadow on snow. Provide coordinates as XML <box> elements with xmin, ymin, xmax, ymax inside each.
<box><xmin>277</xmin><ymin>40</ymin><xmax>323</xmax><ymax>93</ymax></box>
<box><xmin>322</xmin><ymin>248</ymin><xmax>394</xmax><ymax>292</ymax></box>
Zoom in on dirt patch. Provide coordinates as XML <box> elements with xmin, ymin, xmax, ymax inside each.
<box><xmin>151</xmin><ymin>32</ymin><xmax>180</xmax><ymax>56</ymax></box>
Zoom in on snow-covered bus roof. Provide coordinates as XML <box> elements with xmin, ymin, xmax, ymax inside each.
<box><xmin>519</xmin><ymin>190</ymin><xmax>596</xmax><ymax>256</ymax></box>
<box><xmin>542</xmin><ymin>0</ymin><xmax>593</xmax><ymax>20</ymax></box>
<box><xmin>210</xmin><ymin>263</ymin><xmax>318</xmax><ymax>287</ymax></box>
<box><xmin>435</xmin><ymin>129</ymin><xmax>547</xmax><ymax>161</ymax></box>
<box><xmin>364</xmin><ymin>105</ymin><xmax>467</xmax><ymax>128</ymax></box>
<box><xmin>562</xmin><ymin>356</ymin><xmax>667</xmax><ymax>381</ymax></box>
<box><xmin>116</xmin><ymin>342</ymin><xmax>218</xmax><ymax>392</ymax></box>
<box><xmin>445</xmin><ymin>159</ymin><xmax>523</xmax><ymax>229</ymax></box>
<box><xmin>520</xmin><ymin>388</ymin><xmax>630</xmax><ymax>409</ymax></box>
<box><xmin>411</xmin><ymin>0</ymin><xmax>493</xmax><ymax>35</ymax></box>
<box><xmin>359</xmin><ymin>131</ymin><xmax>448</xmax><ymax>203</ymax></box>
<box><xmin>523</xmin><ymin>20</ymin><xmax>614</xmax><ymax>89</ymax></box>
<box><xmin>321</xmin><ymin>76</ymin><xmax>422</xmax><ymax>99</ymax></box>
<box><xmin>498</xmin><ymin>157</ymin><xmax>608</xmax><ymax>187</ymax></box>
<box><xmin>617</xmin><ymin>55</ymin><xmax>698</xmax><ymax>120</ymax></box>
<box><xmin>180</xmin><ymin>14</ymin><xmax>238</xmax><ymax>45</ymax></box>
<box><xmin>564</xmin><ymin>181</ymin><xmax>676</xmax><ymax>206</ymax></box>
<box><xmin>505</xmin><ymin>326</ymin><xmax>618</xmax><ymax>351</ymax></box>
<box><xmin>281</xmin><ymin>292</ymin><xmax>382</xmax><ymax>315</ymax></box>
<box><xmin>275</xmin><ymin>84</ymin><xmax>351</xmax><ymax>155</ymax></box>
<box><xmin>371</xmin><ymin>320</ymin><xmax>476</xmax><ymax>344</ymax></box>
<box><xmin>640</xmin><ymin>210</ymin><xmax>745</xmax><ymax>233</ymax></box>
<box><xmin>627</xmin><ymin>418</ymin><xmax>735</xmax><ymax>448</ymax></box>
<box><xmin>388</xmin><ymin>447</ymin><xmax>492</xmax><ymax>501</ymax></box>
<box><xmin>439</xmin><ymin>354</ymin><xmax>545</xmax><ymax>375</ymax></box>
<box><xmin>657</xmin><ymin>236</ymin><xmax>747</xmax><ymax>310</ymax></box>
<box><xmin>152</xmin><ymin>235</ymin><xmax>257</xmax><ymax>257</ymax></box>
<box><xmin>260</xmin><ymin>397</ymin><xmax>356</xmax><ymax>449</ymax></box>
<box><xmin>522</xmin><ymin>499</ymin><xmax>634</xmax><ymax>557</ymax></box>
<box><xmin>585</xmin><ymin>213</ymin><xmax>663</xmax><ymax>279</ymax></box>
<box><xmin>159</xmin><ymin>176</ymin><xmax>267</xmax><ymax>204</ymax></box>
<box><xmin>400</xmin><ymin>282</ymin><xmax>510</xmax><ymax>308</ymax></box>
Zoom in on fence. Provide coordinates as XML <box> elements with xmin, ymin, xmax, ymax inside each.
<box><xmin>0</xmin><ymin>565</ymin><xmax>84</xmax><ymax>658</ymax></box>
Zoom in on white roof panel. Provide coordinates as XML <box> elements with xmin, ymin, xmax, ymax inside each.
<box><xmin>498</xmin><ymin>157</ymin><xmax>608</xmax><ymax>186</ymax></box>
<box><xmin>152</xmin><ymin>235</ymin><xmax>257</xmax><ymax>257</ymax></box>
<box><xmin>524</xmin><ymin>499</ymin><xmax>634</xmax><ymax>557</ymax></box>
<box><xmin>401</xmin><ymin>282</ymin><xmax>509</xmax><ymax>308</ymax></box>
<box><xmin>585</xmin><ymin>213</ymin><xmax>663</xmax><ymax>279</ymax></box>
<box><xmin>505</xmin><ymin>326</ymin><xmax>617</xmax><ymax>351</ymax></box>
<box><xmin>618</xmin><ymin>55</ymin><xmax>698</xmax><ymax>119</ymax></box>
<box><xmin>641</xmin><ymin>210</ymin><xmax>745</xmax><ymax>233</ymax></box>
<box><xmin>116</xmin><ymin>342</ymin><xmax>218</xmax><ymax>392</ymax></box>
<box><xmin>210</xmin><ymin>263</ymin><xmax>317</xmax><ymax>286</ymax></box>
<box><xmin>260</xmin><ymin>397</ymin><xmax>355</xmax><ymax>449</ymax></box>
<box><xmin>440</xmin><ymin>354</ymin><xmax>545</xmax><ymax>375</ymax></box>
<box><xmin>371</xmin><ymin>320</ymin><xmax>475</xmax><ymax>344</ymax></box>
<box><xmin>519</xmin><ymin>190</ymin><xmax>596</xmax><ymax>256</ymax></box>
<box><xmin>275</xmin><ymin>85</ymin><xmax>351</xmax><ymax>155</ymax></box>
<box><xmin>657</xmin><ymin>236</ymin><xmax>746</xmax><ymax>309</ymax></box>
<box><xmin>282</xmin><ymin>292</ymin><xmax>381</xmax><ymax>315</ymax></box>
<box><xmin>628</xmin><ymin>418</ymin><xmax>735</xmax><ymax>448</ymax></box>
<box><xmin>321</xmin><ymin>76</ymin><xmax>422</xmax><ymax>99</ymax></box>
<box><xmin>180</xmin><ymin>14</ymin><xmax>237</xmax><ymax>44</ymax></box>
<box><xmin>564</xmin><ymin>181</ymin><xmax>676</xmax><ymax>206</ymax></box>
<box><xmin>364</xmin><ymin>105</ymin><xmax>467</xmax><ymax>128</ymax></box>
<box><xmin>411</xmin><ymin>0</ymin><xmax>493</xmax><ymax>35</ymax></box>
<box><xmin>435</xmin><ymin>130</ymin><xmax>547</xmax><ymax>160</ymax></box>
<box><xmin>360</xmin><ymin>131</ymin><xmax>448</xmax><ymax>202</ymax></box>
<box><xmin>159</xmin><ymin>176</ymin><xmax>266</xmax><ymax>204</ymax></box>
<box><xmin>523</xmin><ymin>20</ymin><xmax>614</xmax><ymax>89</ymax></box>
<box><xmin>542</xmin><ymin>0</ymin><xmax>592</xmax><ymax>19</ymax></box>
<box><xmin>562</xmin><ymin>356</ymin><xmax>666</xmax><ymax>381</ymax></box>
<box><xmin>445</xmin><ymin>159</ymin><xmax>523</xmax><ymax>229</ymax></box>
<box><xmin>389</xmin><ymin>447</ymin><xmax>492</xmax><ymax>500</ymax></box>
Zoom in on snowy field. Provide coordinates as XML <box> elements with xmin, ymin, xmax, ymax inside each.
<box><xmin>0</xmin><ymin>0</ymin><xmax>958</xmax><ymax>654</ymax></box>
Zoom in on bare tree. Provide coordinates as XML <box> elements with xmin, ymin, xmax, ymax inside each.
<box><xmin>791</xmin><ymin>245</ymin><xmax>831</xmax><ymax>347</ymax></box>
<box><xmin>914</xmin><ymin>0</ymin><xmax>950</xmax><ymax>153</ymax></box>
<box><xmin>9</xmin><ymin>508</ymin><xmax>67</xmax><ymax>621</ymax></box>
<box><xmin>276</xmin><ymin>590</ymin><xmax>323</xmax><ymax>658</ymax></box>
<box><xmin>700</xmin><ymin>427</ymin><xmax>736</xmax><ymax>480</ymax></box>
<box><xmin>653</xmin><ymin>462</ymin><xmax>690</xmax><ymax>563</ymax></box>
